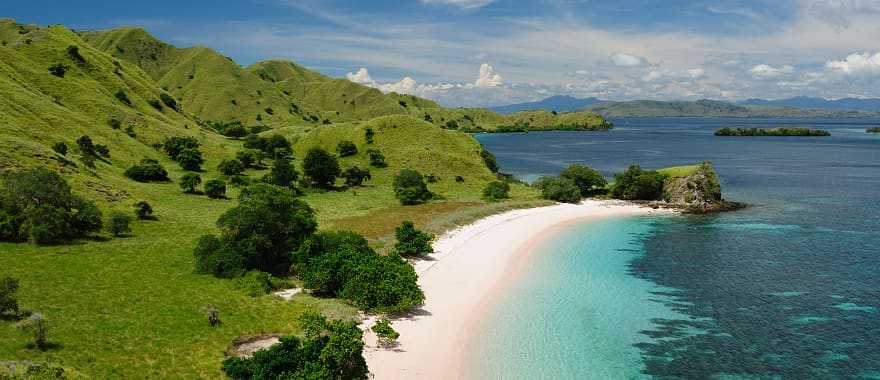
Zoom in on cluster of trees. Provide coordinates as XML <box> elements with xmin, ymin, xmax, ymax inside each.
<box><xmin>482</xmin><ymin>181</ymin><xmax>510</xmax><ymax>202</ymax></box>
<box><xmin>715</xmin><ymin>127</ymin><xmax>831</xmax><ymax>137</ymax></box>
<box><xmin>393</xmin><ymin>169</ymin><xmax>431</xmax><ymax>205</ymax></box>
<box><xmin>76</xmin><ymin>135</ymin><xmax>110</xmax><ymax>167</ymax></box>
<box><xmin>162</xmin><ymin>136</ymin><xmax>204</xmax><ymax>171</ymax></box>
<box><xmin>222</xmin><ymin>312</ymin><xmax>368</xmax><ymax>379</ymax></box>
<box><xmin>609</xmin><ymin>165</ymin><xmax>665</xmax><ymax>201</ymax></box>
<box><xmin>534</xmin><ymin>164</ymin><xmax>607</xmax><ymax>203</ymax></box>
<box><xmin>206</xmin><ymin>121</ymin><xmax>250</xmax><ymax>139</ymax></box>
<box><xmin>243</xmin><ymin>134</ymin><xmax>292</xmax><ymax>159</ymax></box>
<box><xmin>0</xmin><ymin>168</ymin><xmax>102</xmax><ymax>244</ymax></box>
<box><xmin>867</xmin><ymin>127</ymin><xmax>880</xmax><ymax>133</ymax></box>
<box><xmin>394</xmin><ymin>221</ymin><xmax>434</xmax><ymax>256</ymax></box>
<box><xmin>125</xmin><ymin>158</ymin><xmax>169</xmax><ymax>182</ymax></box>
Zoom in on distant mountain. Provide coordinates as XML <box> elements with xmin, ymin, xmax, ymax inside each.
<box><xmin>739</xmin><ymin>97</ymin><xmax>880</xmax><ymax>112</ymax></box>
<box><xmin>585</xmin><ymin>99</ymin><xmax>879</xmax><ymax>118</ymax></box>
<box><xmin>490</xmin><ymin>95</ymin><xmax>603</xmax><ymax>114</ymax></box>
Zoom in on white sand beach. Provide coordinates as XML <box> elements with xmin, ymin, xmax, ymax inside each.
<box><xmin>362</xmin><ymin>200</ymin><xmax>670</xmax><ymax>379</ymax></box>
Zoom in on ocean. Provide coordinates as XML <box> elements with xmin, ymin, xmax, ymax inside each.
<box><xmin>470</xmin><ymin>118</ymin><xmax>880</xmax><ymax>379</ymax></box>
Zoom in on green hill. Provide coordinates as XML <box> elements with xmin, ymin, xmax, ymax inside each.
<box><xmin>586</xmin><ymin>99</ymin><xmax>879</xmax><ymax>118</ymax></box>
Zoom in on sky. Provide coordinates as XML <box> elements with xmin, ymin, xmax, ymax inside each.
<box><xmin>3</xmin><ymin>0</ymin><xmax>880</xmax><ymax>107</ymax></box>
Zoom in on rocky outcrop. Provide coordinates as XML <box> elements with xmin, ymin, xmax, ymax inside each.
<box><xmin>662</xmin><ymin>161</ymin><xmax>742</xmax><ymax>213</ymax></box>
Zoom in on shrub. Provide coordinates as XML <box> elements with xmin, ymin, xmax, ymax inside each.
<box><xmin>162</xmin><ymin>136</ymin><xmax>200</xmax><ymax>160</ymax></box>
<box><xmin>108</xmin><ymin>118</ymin><xmax>122</xmax><ymax>129</ymax></box>
<box><xmin>455</xmin><ymin>175</ymin><xmax>465</xmax><ymax>183</ymax></box>
<box><xmin>364</xmin><ymin>127</ymin><xmax>375</xmax><ymax>144</ymax></box>
<box><xmin>263</xmin><ymin>156</ymin><xmax>298</xmax><ymax>188</ymax></box>
<box><xmin>194</xmin><ymin>184</ymin><xmax>316</xmax><ymax>277</ymax></box>
<box><xmin>610</xmin><ymin>165</ymin><xmax>665</xmax><ymax>201</ymax></box>
<box><xmin>222</xmin><ymin>315</ymin><xmax>368</xmax><ymax>380</ymax></box>
<box><xmin>0</xmin><ymin>168</ymin><xmax>102</xmax><ymax>244</ymax></box>
<box><xmin>394</xmin><ymin>221</ymin><xmax>434</xmax><ymax>256</ymax></box>
<box><xmin>218</xmin><ymin>159</ymin><xmax>245</xmax><ymax>176</ymax></box>
<box><xmin>534</xmin><ymin>176</ymin><xmax>581</xmax><ymax>203</ymax></box>
<box><xmin>229</xmin><ymin>175</ymin><xmax>249</xmax><ymax>187</ymax></box>
<box><xmin>179</xmin><ymin>173</ymin><xmax>201</xmax><ymax>193</ymax></box>
<box><xmin>107</xmin><ymin>212</ymin><xmax>132</xmax><ymax>237</ymax></box>
<box><xmin>342</xmin><ymin>166</ymin><xmax>371</xmax><ymax>187</ymax></box>
<box><xmin>0</xmin><ymin>276</ymin><xmax>19</xmax><ymax>318</ymax></box>
<box><xmin>480</xmin><ymin>147</ymin><xmax>500</xmax><ymax>173</ymax></box>
<box><xmin>76</xmin><ymin>135</ymin><xmax>95</xmax><ymax>157</ymax></box>
<box><xmin>48</xmin><ymin>63</ymin><xmax>68</xmax><ymax>78</ymax></box>
<box><xmin>124</xmin><ymin>159</ymin><xmax>169</xmax><ymax>182</ymax></box>
<box><xmin>235</xmin><ymin>150</ymin><xmax>259</xmax><ymax>168</ymax></box>
<box><xmin>372</xmin><ymin>319</ymin><xmax>400</xmax><ymax>346</ymax></box>
<box><xmin>114</xmin><ymin>90</ymin><xmax>131</xmax><ymax>106</ymax></box>
<box><xmin>133</xmin><ymin>201</ymin><xmax>153</xmax><ymax>219</ymax></box>
<box><xmin>393</xmin><ymin>169</ymin><xmax>431</xmax><ymax>205</ymax></box>
<box><xmin>235</xmin><ymin>271</ymin><xmax>284</xmax><ymax>297</ymax></box>
<box><xmin>66</xmin><ymin>45</ymin><xmax>85</xmax><ymax>63</ymax></box>
<box><xmin>176</xmin><ymin>148</ymin><xmax>203</xmax><ymax>171</ymax></box>
<box><xmin>204</xmin><ymin>179</ymin><xmax>226</xmax><ymax>199</ymax></box>
<box><xmin>367</xmin><ymin>149</ymin><xmax>386</xmax><ymax>167</ymax></box>
<box><xmin>93</xmin><ymin>144</ymin><xmax>110</xmax><ymax>158</ymax></box>
<box><xmin>482</xmin><ymin>180</ymin><xmax>510</xmax><ymax>201</ymax></box>
<box><xmin>336</xmin><ymin>140</ymin><xmax>358</xmax><ymax>157</ymax></box>
<box><xmin>303</xmin><ymin>147</ymin><xmax>340</xmax><ymax>188</ymax></box>
<box><xmin>148</xmin><ymin>99</ymin><xmax>162</xmax><ymax>111</ymax></box>
<box><xmin>159</xmin><ymin>93</ymin><xmax>178</xmax><ymax>111</ymax></box>
<box><xmin>560</xmin><ymin>164</ymin><xmax>607</xmax><ymax>196</ymax></box>
<box><xmin>16</xmin><ymin>313</ymin><xmax>49</xmax><ymax>349</ymax></box>
<box><xmin>52</xmin><ymin>142</ymin><xmax>67</xmax><ymax>156</ymax></box>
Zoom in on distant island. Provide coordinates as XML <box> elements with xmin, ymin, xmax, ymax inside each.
<box><xmin>715</xmin><ymin>127</ymin><xmax>831</xmax><ymax>137</ymax></box>
<box><xmin>868</xmin><ymin>127</ymin><xmax>880</xmax><ymax>133</ymax></box>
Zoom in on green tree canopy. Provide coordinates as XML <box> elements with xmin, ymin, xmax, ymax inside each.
<box><xmin>610</xmin><ymin>165</ymin><xmax>665</xmax><ymax>200</ymax></box>
<box><xmin>560</xmin><ymin>164</ymin><xmax>607</xmax><ymax>196</ymax></box>
<box><xmin>303</xmin><ymin>147</ymin><xmax>340</xmax><ymax>188</ymax></box>
<box><xmin>393</xmin><ymin>169</ymin><xmax>431</xmax><ymax>205</ymax></box>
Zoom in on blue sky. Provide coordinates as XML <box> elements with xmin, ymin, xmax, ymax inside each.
<box><xmin>3</xmin><ymin>0</ymin><xmax>880</xmax><ymax>106</ymax></box>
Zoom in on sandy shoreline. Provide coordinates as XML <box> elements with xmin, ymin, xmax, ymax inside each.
<box><xmin>361</xmin><ymin>200</ymin><xmax>670</xmax><ymax>379</ymax></box>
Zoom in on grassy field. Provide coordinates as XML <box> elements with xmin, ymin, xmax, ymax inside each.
<box><xmin>657</xmin><ymin>165</ymin><xmax>701</xmax><ymax>178</ymax></box>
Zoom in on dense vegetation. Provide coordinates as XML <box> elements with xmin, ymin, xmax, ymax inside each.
<box><xmin>868</xmin><ymin>127</ymin><xmax>880</xmax><ymax>133</ymax></box>
<box><xmin>610</xmin><ymin>165</ymin><xmax>666</xmax><ymax>200</ymax></box>
<box><xmin>714</xmin><ymin>127</ymin><xmax>831</xmax><ymax>136</ymax></box>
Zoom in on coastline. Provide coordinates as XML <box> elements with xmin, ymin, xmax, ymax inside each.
<box><xmin>361</xmin><ymin>199</ymin><xmax>672</xmax><ymax>379</ymax></box>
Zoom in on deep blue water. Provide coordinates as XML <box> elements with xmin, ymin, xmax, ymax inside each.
<box><xmin>474</xmin><ymin>118</ymin><xmax>880</xmax><ymax>379</ymax></box>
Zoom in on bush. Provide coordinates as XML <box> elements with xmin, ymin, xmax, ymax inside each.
<box><xmin>148</xmin><ymin>99</ymin><xmax>163</xmax><ymax>111</ymax></box>
<box><xmin>394</xmin><ymin>221</ymin><xmax>434</xmax><ymax>256</ymax></box>
<box><xmin>560</xmin><ymin>164</ymin><xmax>607</xmax><ymax>196</ymax></box>
<box><xmin>176</xmin><ymin>148</ymin><xmax>203</xmax><ymax>171</ymax></box>
<box><xmin>16</xmin><ymin>313</ymin><xmax>49</xmax><ymax>349</ymax></box>
<box><xmin>222</xmin><ymin>314</ymin><xmax>368</xmax><ymax>380</ymax></box>
<box><xmin>393</xmin><ymin>169</ymin><xmax>431</xmax><ymax>205</ymax></box>
<box><xmin>76</xmin><ymin>135</ymin><xmax>95</xmax><ymax>157</ymax></box>
<box><xmin>204</xmin><ymin>179</ymin><xmax>227</xmax><ymax>199</ymax></box>
<box><xmin>180</xmin><ymin>173</ymin><xmax>201</xmax><ymax>193</ymax></box>
<box><xmin>367</xmin><ymin>149</ymin><xmax>386</xmax><ymax>167</ymax></box>
<box><xmin>0</xmin><ymin>276</ymin><xmax>19</xmax><ymax>318</ymax></box>
<box><xmin>235</xmin><ymin>271</ymin><xmax>285</xmax><ymax>297</ymax></box>
<box><xmin>218</xmin><ymin>159</ymin><xmax>245</xmax><ymax>176</ymax></box>
<box><xmin>107</xmin><ymin>212</ymin><xmax>132</xmax><ymax>237</ymax></box>
<box><xmin>336</xmin><ymin>140</ymin><xmax>358</xmax><ymax>157</ymax></box>
<box><xmin>292</xmin><ymin>231</ymin><xmax>424</xmax><ymax>313</ymax></box>
<box><xmin>162</xmin><ymin>136</ymin><xmax>200</xmax><ymax>160</ymax></box>
<box><xmin>93</xmin><ymin>144</ymin><xmax>110</xmax><ymax>158</ymax></box>
<box><xmin>480</xmin><ymin>147</ymin><xmax>499</xmax><ymax>173</ymax></box>
<box><xmin>114</xmin><ymin>90</ymin><xmax>131</xmax><ymax>106</ymax></box>
<box><xmin>194</xmin><ymin>184</ymin><xmax>317</xmax><ymax>277</ymax></box>
<box><xmin>610</xmin><ymin>165</ymin><xmax>665</xmax><ymax>201</ymax></box>
<box><xmin>133</xmin><ymin>201</ymin><xmax>153</xmax><ymax>220</ymax></box>
<box><xmin>303</xmin><ymin>147</ymin><xmax>340</xmax><ymax>188</ymax></box>
<box><xmin>66</xmin><ymin>45</ymin><xmax>85</xmax><ymax>63</ymax></box>
<box><xmin>235</xmin><ymin>150</ymin><xmax>259</xmax><ymax>168</ymax></box>
<box><xmin>372</xmin><ymin>319</ymin><xmax>400</xmax><ymax>346</ymax></box>
<box><xmin>208</xmin><ymin>121</ymin><xmax>248</xmax><ymax>138</ymax></box>
<box><xmin>342</xmin><ymin>166</ymin><xmax>371</xmax><ymax>187</ymax></box>
<box><xmin>263</xmin><ymin>156</ymin><xmax>298</xmax><ymax>188</ymax></box>
<box><xmin>124</xmin><ymin>159</ymin><xmax>169</xmax><ymax>182</ymax></box>
<box><xmin>52</xmin><ymin>142</ymin><xmax>67</xmax><ymax>156</ymax></box>
<box><xmin>48</xmin><ymin>63</ymin><xmax>68</xmax><ymax>78</ymax></box>
<box><xmin>364</xmin><ymin>127</ymin><xmax>375</xmax><ymax>144</ymax></box>
<box><xmin>0</xmin><ymin>168</ymin><xmax>102</xmax><ymax>244</ymax></box>
<box><xmin>482</xmin><ymin>181</ymin><xmax>510</xmax><ymax>201</ymax></box>
<box><xmin>534</xmin><ymin>176</ymin><xmax>581</xmax><ymax>203</ymax></box>
<box><xmin>159</xmin><ymin>93</ymin><xmax>178</xmax><ymax>111</ymax></box>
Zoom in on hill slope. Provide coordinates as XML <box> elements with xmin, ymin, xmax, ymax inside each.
<box><xmin>490</xmin><ymin>95</ymin><xmax>603</xmax><ymax>114</ymax></box>
<box><xmin>586</xmin><ymin>99</ymin><xmax>879</xmax><ymax>118</ymax></box>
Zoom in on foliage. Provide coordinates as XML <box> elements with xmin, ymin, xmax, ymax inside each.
<box><xmin>176</xmin><ymin>148</ymin><xmax>204</xmax><ymax>171</ymax></box>
<box><xmin>610</xmin><ymin>165</ymin><xmax>666</xmax><ymax>201</ymax></box>
<box><xmin>114</xmin><ymin>89</ymin><xmax>131</xmax><ymax>106</ymax></box>
<box><xmin>292</xmin><ymin>231</ymin><xmax>424</xmax><ymax>313</ymax></box>
<box><xmin>162</xmin><ymin>137</ymin><xmax>203</xmax><ymax>171</ymax></box>
<box><xmin>194</xmin><ymin>184</ymin><xmax>316</xmax><ymax>277</ymax></box>
<box><xmin>394</xmin><ymin>221</ymin><xmax>434</xmax><ymax>256</ymax></box>
<box><xmin>336</xmin><ymin>140</ymin><xmax>358</xmax><ymax>157</ymax></box>
<box><xmin>207</xmin><ymin>121</ymin><xmax>248</xmax><ymax>138</ymax></box>
<box><xmin>16</xmin><ymin>313</ymin><xmax>49</xmax><ymax>349</ymax></box>
<box><xmin>107</xmin><ymin>212</ymin><xmax>132</xmax><ymax>237</ymax></box>
<box><xmin>76</xmin><ymin>135</ymin><xmax>95</xmax><ymax>157</ymax></box>
<box><xmin>160</xmin><ymin>93</ymin><xmax>178</xmax><ymax>111</ymax></box>
<box><xmin>560</xmin><ymin>164</ymin><xmax>607</xmax><ymax>196</ymax></box>
<box><xmin>341</xmin><ymin>167</ymin><xmax>371</xmax><ymax>187</ymax></box>
<box><xmin>534</xmin><ymin>176</ymin><xmax>581</xmax><ymax>203</ymax></box>
<box><xmin>303</xmin><ymin>148</ymin><xmax>340</xmax><ymax>188</ymax></box>
<box><xmin>480</xmin><ymin>147</ymin><xmax>499</xmax><ymax>173</ymax></box>
<box><xmin>371</xmin><ymin>319</ymin><xmax>399</xmax><ymax>346</ymax></box>
<box><xmin>366</xmin><ymin>149</ymin><xmax>386</xmax><ymax>167</ymax></box>
<box><xmin>0</xmin><ymin>168</ymin><xmax>102</xmax><ymax>244</ymax></box>
<box><xmin>0</xmin><ymin>276</ymin><xmax>19</xmax><ymax>318</ymax></box>
<box><xmin>124</xmin><ymin>159</ymin><xmax>169</xmax><ymax>182</ymax></box>
<box><xmin>133</xmin><ymin>201</ymin><xmax>154</xmax><ymax>220</ymax></box>
<box><xmin>217</xmin><ymin>159</ymin><xmax>245</xmax><ymax>176</ymax></box>
<box><xmin>244</xmin><ymin>134</ymin><xmax>291</xmax><ymax>158</ymax></box>
<box><xmin>482</xmin><ymin>180</ymin><xmax>511</xmax><ymax>201</ymax></box>
<box><xmin>48</xmin><ymin>63</ymin><xmax>68</xmax><ymax>78</ymax></box>
<box><xmin>52</xmin><ymin>142</ymin><xmax>68</xmax><ymax>156</ymax></box>
<box><xmin>868</xmin><ymin>127</ymin><xmax>880</xmax><ymax>133</ymax></box>
<box><xmin>222</xmin><ymin>314</ymin><xmax>368</xmax><ymax>380</ymax></box>
<box><xmin>263</xmin><ymin>156</ymin><xmax>298</xmax><ymax>188</ymax></box>
<box><xmin>393</xmin><ymin>169</ymin><xmax>431</xmax><ymax>205</ymax></box>
<box><xmin>203</xmin><ymin>179</ymin><xmax>227</xmax><ymax>199</ymax></box>
<box><xmin>179</xmin><ymin>173</ymin><xmax>202</xmax><ymax>193</ymax></box>
<box><xmin>203</xmin><ymin>305</ymin><xmax>220</xmax><ymax>327</ymax></box>
<box><xmin>364</xmin><ymin>127</ymin><xmax>375</xmax><ymax>144</ymax></box>
<box><xmin>234</xmin><ymin>271</ymin><xmax>286</xmax><ymax>297</ymax></box>
<box><xmin>235</xmin><ymin>150</ymin><xmax>259</xmax><ymax>168</ymax></box>
<box><xmin>66</xmin><ymin>45</ymin><xmax>85</xmax><ymax>63</ymax></box>
<box><xmin>715</xmin><ymin>127</ymin><xmax>831</xmax><ymax>137</ymax></box>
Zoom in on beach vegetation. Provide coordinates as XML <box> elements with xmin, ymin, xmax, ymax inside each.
<box><xmin>534</xmin><ymin>176</ymin><xmax>581</xmax><ymax>203</ymax></box>
<box><xmin>482</xmin><ymin>180</ymin><xmax>511</xmax><ymax>201</ymax></box>
<box><xmin>560</xmin><ymin>164</ymin><xmax>606</xmax><ymax>196</ymax></box>
<box><xmin>867</xmin><ymin>127</ymin><xmax>880</xmax><ymax>133</ymax></box>
<box><xmin>394</xmin><ymin>221</ymin><xmax>434</xmax><ymax>256</ymax></box>
<box><xmin>610</xmin><ymin>165</ymin><xmax>665</xmax><ymax>200</ymax></box>
<box><xmin>372</xmin><ymin>318</ymin><xmax>399</xmax><ymax>346</ymax></box>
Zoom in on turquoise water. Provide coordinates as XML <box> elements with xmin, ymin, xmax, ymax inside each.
<box><xmin>474</xmin><ymin>118</ymin><xmax>880</xmax><ymax>379</ymax></box>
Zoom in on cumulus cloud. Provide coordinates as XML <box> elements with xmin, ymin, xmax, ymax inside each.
<box><xmin>474</xmin><ymin>63</ymin><xmax>503</xmax><ymax>87</ymax></box>
<box><xmin>749</xmin><ymin>64</ymin><xmax>795</xmax><ymax>79</ymax></box>
<box><xmin>346</xmin><ymin>68</ymin><xmax>374</xmax><ymax>84</ymax></box>
<box><xmin>825</xmin><ymin>52</ymin><xmax>880</xmax><ymax>75</ymax></box>
<box><xmin>418</xmin><ymin>0</ymin><xmax>495</xmax><ymax>9</ymax></box>
<box><xmin>610</xmin><ymin>52</ymin><xmax>649</xmax><ymax>67</ymax></box>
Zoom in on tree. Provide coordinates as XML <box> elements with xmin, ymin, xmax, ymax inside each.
<box><xmin>217</xmin><ymin>159</ymin><xmax>245</xmax><ymax>176</ymax></box>
<box><xmin>610</xmin><ymin>165</ymin><xmax>665</xmax><ymax>201</ymax></box>
<box><xmin>133</xmin><ymin>201</ymin><xmax>153</xmax><ymax>220</ymax></box>
<box><xmin>0</xmin><ymin>276</ymin><xmax>19</xmax><ymax>318</ymax></box>
<box><xmin>16</xmin><ymin>313</ymin><xmax>49</xmax><ymax>349</ymax></box>
<box><xmin>534</xmin><ymin>176</ymin><xmax>581</xmax><ymax>203</ymax></box>
<box><xmin>124</xmin><ymin>159</ymin><xmax>169</xmax><ymax>182</ymax></box>
<box><xmin>107</xmin><ymin>212</ymin><xmax>132</xmax><ymax>237</ymax></box>
<box><xmin>372</xmin><ymin>319</ymin><xmax>400</xmax><ymax>347</ymax></box>
<box><xmin>336</xmin><ymin>140</ymin><xmax>358</xmax><ymax>157</ymax></box>
<box><xmin>114</xmin><ymin>90</ymin><xmax>131</xmax><ymax>106</ymax></box>
<box><xmin>48</xmin><ymin>63</ymin><xmax>68</xmax><ymax>78</ymax></box>
<box><xmin>176</xmin><ymin>148</ymin><xmax>203</xmax><ymax>171</ymax></box>
<box><xmin>193</xmin><ymin>184</ymin><xmax>316</xmax><ymax>277</ymax></box>
<box><xmin>263</xmin><ymin>156</ymin><xmax>298</xmax><ymax>188</ymax></box>
<box><xmin>482</xmin><ymin>181</ymin><xmax>510</xmax><ymax>201</ymax></box>
<box><xmin>159</xmin><ymin>93</ymin><xmax>178</xmax><ymax>111</ymax></box>
<box><xmin>235</xmin><ymin>150</ymin><xmax>259</xmax><ymax>168</ymax></box>
<box><xmin>179</xmin><ymin>173</ymin><xmax>201</xmax><ymax>193</ymax></box>
<box><xmin>342</xmin><ymin>166</ymin><xmax>371</xmax><ymax>187</ymax></box>
<box><xmin>76</xmin><ymin>135</ymin><xmax>95</xmax><ymax>157</ymax></box>
<box><xmin>394</xmin><ymin>221</ymin><xmax>434</xmax><ymax>256</ymax></box>
<box><xmin>303</xmin><ymin>147</ymin><xmax>340</xmax><ymax>188</ymax></box>
<box><xmin>560</xmin><ymin>164</ymin><xmax>607</xmax><ymax>196</ymax></box>
<box><xmin>364</xmin><ymin>127</ymin><xmax>375</xmax><ymax>144</ymax></box>
<box><xmin>204</xmin><ymin>179</ymin><xmax>227</xmax><ymax>199</ymax></box>
<box><xmin>480</xmin><ymin>147</ymin><xmax>500</xmax><ymax>173</ymax></box>
<box><xmin>393</xmin><ymin>169</ymin><xmax>431</xmax><ymax>205</ymax></box>
<box><xmin>162</xmin><ymin>136</ymin><xmax>200</xmax><ymax>160</ymax></box>
<box><xmin>367</xmin><ymin>149</ymin><xmax>386</xmax><ymax>167</ymax></box>
<box><xmin>52</xmin><ymin>142</ymin><xmax>67</xmax><ymax>156</ymax></box>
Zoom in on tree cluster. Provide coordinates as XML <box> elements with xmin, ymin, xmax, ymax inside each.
<box><xmin>392</xmin><ymin>169</ymin><xmax>431</xmax><ymax>205</ymax></box>
<box><xmin>609</xmin><ymin>165</ymin><xmax>665</xmax><ymax>200</ymax></box>
<box><xmin>162</xmin><ymin>136</ymin><xmax>203</xmax><ymax>171</ymax></box>
<box><xmin>125</xmin><ymin>158</ymin><xmax>169</xmax><ymax>182</ymax></box>
<box><xmin>394</xmin><ymin>221</ymin><xmax>434</xmax><ymax>256</ymax></box>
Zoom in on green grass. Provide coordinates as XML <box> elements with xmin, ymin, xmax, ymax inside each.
<box><xmin>657</xmin><ymin>165</ymin><xmax>700</xmax><ymax>178</ymax></box>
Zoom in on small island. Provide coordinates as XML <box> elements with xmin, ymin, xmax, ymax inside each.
<box><xmin>868</xmin><ymin>127</ymin><xmax>880</xmax><ymax>133</ymax></box>
<box><xmin>715</xmin><ymin>127</ymin><xmax>831</xmax><ymax>137</ymax></box>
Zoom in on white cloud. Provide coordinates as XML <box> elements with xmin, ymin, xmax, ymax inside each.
<box><xmin>418</xmin><ymin>0</ymin><xmax>495</xmax><ymax>9</ymax></box>
<box><xmin>346</xmin><ymin>67</ymin><xmax>374</xmax><ymax>84</ymax></box>
<box><xmin>474</xmin><ymin>63</ymin><xmax>503</xmax><ymax>87</ymax></box>
<box><xmin>749</xmin><ymin>64</ymin><xmax>795</xmax><ymax>78</ymax></box>
<box><xmin>825</xmin><ymin>52</ymin><xmax>880</xmax><ymax>75</ymax></box>
<box><xmin>610</xmin><ymin>52</ymin><xmax>648</xmax><ymax>67</ymax></box>
<box><xmin>686</xmin><ymin>68</ymin><xmax>707</xmax><ymax>79</ymax></box>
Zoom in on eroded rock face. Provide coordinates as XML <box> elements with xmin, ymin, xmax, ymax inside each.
<box><xmin>663</xmin><ymin>161</ymin><xmax>724</xmax><ymax>212</ymax></box>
